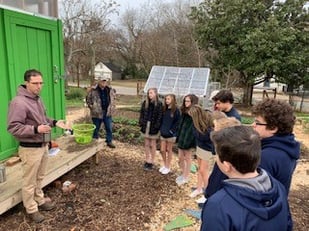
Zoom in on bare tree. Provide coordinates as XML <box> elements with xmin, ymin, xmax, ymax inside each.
<box><xmin>60</xmin><ymin>0</ymin><xmax>118</xmax><ymax>85</ymax></box>
<box><xmin>113</xmin><ymin>0</ymin><xmax>207</xmax><ymax>78</ymax></box>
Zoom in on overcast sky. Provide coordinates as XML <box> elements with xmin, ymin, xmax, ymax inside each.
<box><xmin>115</xmin><ymin>0</ymin><xmax>148</xmax><ymax>10</ymax></box>
<box><xmin>115</xmin><ymin>0</ymin><xmax>200</xmax><ymax>10</ymax></box>
<box><xmin>115</xmin><ymin>0</ymin><xmax>174</xmax><ymax>11</ymax></box>
<box><xmin>110</xmin><ymin>0</ymin><xmax>177</xmax><ymax>25</ymax></box>
<box><xmin>111</xmin><ymin>0</ymin><xmax>200</xmax><ymax>24</ymax></box>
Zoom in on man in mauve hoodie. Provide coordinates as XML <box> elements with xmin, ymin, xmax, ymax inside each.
<box><xmin>7</xmin><ymin>69</ymin><xmax>69</xmax><ymax>223</ymax></box>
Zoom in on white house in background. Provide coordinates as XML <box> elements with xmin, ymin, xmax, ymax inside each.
<box><xmin>254</xmin><ymin>77</ymin><xmax>287</xmax><ymax>93</ymax></box>
<box><xmin>94</xmin><ymin>62</ymin><xmax>122</xmax><ymax>81</ymax></box>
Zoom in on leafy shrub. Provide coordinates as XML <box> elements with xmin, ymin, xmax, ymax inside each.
<box><xmin>66</xmin><ymin>87</ymin><xmax>86</xmax><ymax>100</ymax></box>
<box><xmin>113</xmin><ymin>117</ymin><xmax>139</xmax><ymax>126</ymax></box>
<box><xmin>112</xmin><ymin>122</ymin><xmax>142</xmax><ymax>145</ymax></box>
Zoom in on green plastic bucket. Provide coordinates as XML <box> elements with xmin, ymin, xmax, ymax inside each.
<box><xmin>72</xmin><ymin>124</ymin><xmax>96</xmax><ymax>144</ymax></box>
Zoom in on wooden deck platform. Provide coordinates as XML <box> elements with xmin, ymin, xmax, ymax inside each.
<box><xmin>0</xmin><ymin>136</ymin><xmax>100</xmax><ymax>215</ymax></box>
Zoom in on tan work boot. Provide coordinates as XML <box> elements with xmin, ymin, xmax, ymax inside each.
<box><xmin>29</xmin><ymin>211</ymin><xmax>45</xmax><ymax>223</ymax></box>
<box><xmin>38</xmin><ymin>201</ymin><xmax>55</xmax><ymax>211</ymax></box>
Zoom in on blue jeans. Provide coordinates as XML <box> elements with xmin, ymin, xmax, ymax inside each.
<box><xmin>92</xmin><ymin>114</ymin><xmax>113</xmax><ymax>143</ymax></box>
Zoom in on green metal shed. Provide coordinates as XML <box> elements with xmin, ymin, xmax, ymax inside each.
<box><xmin>0</xmin><ymin>7</ymin><xmax>65</xmax><ymax>160</ymax></box>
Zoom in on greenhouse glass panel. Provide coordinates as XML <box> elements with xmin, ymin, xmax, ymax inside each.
<box><xmin>144</xmin><ymin>66</ymin><xmax>211</xmax><ymax>97</ymax></box>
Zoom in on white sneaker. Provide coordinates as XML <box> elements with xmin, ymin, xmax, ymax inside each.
<box><xmin>189</xmin><ymin>189</ymin><xmax>203</xmax><ymax>198</ymax></box>
<box><xmin>159</xmin><ymin>166</ymin><xmax>165</xmax><ymax>173</ymax></box>
<box><xmin>175</xmin><ymin>175</ymin><xmax>184</xmax><ymax>184</ymax></box>
<box><xmin>161</xmin><ymin>168</ymin><xmax>170</xmax><ymax>175</ymax></box>
<box><xmin>177</xmin><ymin>177</ymin><xmax>189</xmax><ymax>186</ymax></box>
<box><xmin>196</xmin><ymin>195</ymin><xmax>207</xmax><ymax>204</ymax></box>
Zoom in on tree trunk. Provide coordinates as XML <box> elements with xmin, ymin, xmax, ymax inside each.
<box><xmin>241</xmin><ymin>72</ymin><xmax>253</xmax><ymax>106</ymax></box>
<box><xmin>90</xmin><ymin>45</ymin><xmax>96</xmax><ymax>80</ymax></box>
<box><xmin>242</xmin><ymin>83</ymin><xmax>253</xmax><ymax>106</ymax></box>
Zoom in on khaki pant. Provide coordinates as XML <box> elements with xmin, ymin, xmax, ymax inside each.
<box><xmin>19</xmin><ymin>145</ymin><xmax>49</xmax><ymax>214</ymax></box>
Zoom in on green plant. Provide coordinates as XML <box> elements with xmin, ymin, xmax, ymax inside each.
<box><xmin>113</xmin><ymin>117</ymin><xmax>138</xmax><ymax>126</ymax></box>
<box><xmin>127</xmin><ymin>119</ymin><xmax>138</xmax><ymax>126</ymax></box>
<box><xmin>66</xmin><ymin>87</ymin><xmax>86</xmax><ymax>100</ymax></box>
<box><xmin>295</xmin><ymin>112</ymin><xmax>309</xmax><ymax>117</ymax></box>
<box><xmin>241</xmin><ymin>117</ymin><xmax>254</xmax><ymax>125</ymax></box>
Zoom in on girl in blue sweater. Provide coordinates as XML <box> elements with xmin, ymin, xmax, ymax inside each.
<box><xmin>159</xmin><ymin>94</ymin><xmax>180</xmax><ymax>174</ymax></box>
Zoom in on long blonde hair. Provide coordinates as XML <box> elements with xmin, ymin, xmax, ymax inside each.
<box><xmin>145</xmin><ymin>87</ymin><xmax>159</xmax><ymax>109</ymax></box>
<box><xmin>188</xmin><ymin>105</ymin><xmax>213</xmax><ymax>134</ymax></box>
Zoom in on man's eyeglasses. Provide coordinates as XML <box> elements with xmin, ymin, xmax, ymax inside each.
<box><xmin>254</xmin><ymin>120</ymin><xmax>267</xmax><ymax>126</ymax></box>
<box><xmin>29</xmin><ymin>82</ymin><xmax>44</xmax><ymax>85</ymax></box>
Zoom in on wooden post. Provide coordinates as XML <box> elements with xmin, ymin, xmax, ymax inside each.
<box><xmin>93</xmin><ymin>141</ymin><xmax>100</xmax><ymax>165</ymax></box>
<box><xmin>273</xmin><ymin>88</ymin><xmax>277</xmax><ymax>99</ymax></box>
<box><xmin>263</xmin><ymin>90</ymin><xmax>268</xmax><ymax>99</ymax></box>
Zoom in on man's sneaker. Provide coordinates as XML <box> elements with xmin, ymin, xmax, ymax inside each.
<box><xmin>195</xmin><ymin>195</ymin><xmax>207</xmax><ymax>204</ymax></box>
<box><xmin>161</xmin><ymin>167</ymin><xmax>170</xmax><ymax>175</ymax></box>
<box><xmin>38</xmin><ymin>201</ymin><xmax>55</xmax><ymax>211</ymax></box>
<box><xmin>159</xmin><ymin>166</ymin><xmax>165</xmax><ymax>173</ymax></box>
<box><xmin>107</xmin><ymin>142</ymin><xmax>116</xmax><ymax>148</ymax></box>
<box><xmin>29</xmin><ymin>211</ymin><xmax>45</xmax><ymax>223</ymax></box>
<box><xmin>189</xmin><ymin>188</ymin><xmax>204</xmax><ymax>198</ymax></box>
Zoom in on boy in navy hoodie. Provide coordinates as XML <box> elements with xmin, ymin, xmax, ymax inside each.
<box><xmin>252</xmin><ymin>99</ymin><xmax>300</xmax><ymax>230</ymax></box>
<box><xmin>252</xmin><ymin>98</ymin><xmax>300</xmax><ymax>193</ymax></box>
<box><xmin>201</xmin><ymin>126</ymin><xmax>290</xmax><ymax>231</ymax></box>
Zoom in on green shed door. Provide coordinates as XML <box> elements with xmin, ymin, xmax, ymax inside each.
<box><xmin>14</xmin><ymin>25</ymin><xmax>53</xmax><ymax>100</ymax></box>
<box><xmin>1</xmin><ymin>9</ymin><xmax>65</xmax><ymax>160</ymax></box>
